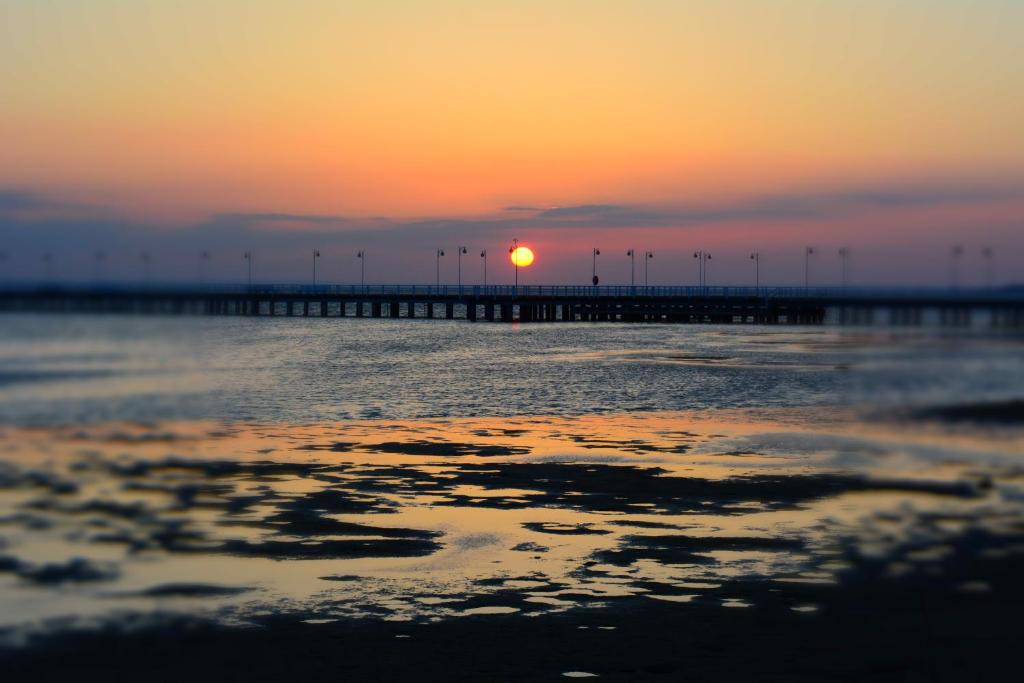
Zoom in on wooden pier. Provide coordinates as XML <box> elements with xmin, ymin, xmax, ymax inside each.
<box><xmin>1</xmin><ymin>284</ymin><xmax>1022</xmax><ymax>327</ymax></box>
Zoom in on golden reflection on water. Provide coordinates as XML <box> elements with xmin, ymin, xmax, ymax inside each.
<box><xmin>0</xmin><ymin>408</ymin><xmax>1020</xmax><ymax>631</ymax></box>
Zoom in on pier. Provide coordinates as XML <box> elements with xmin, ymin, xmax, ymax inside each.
<box><xmin>1</xmin><ymin>284</ymin><xmax>1022</xmax><ymax>327</ymax></box>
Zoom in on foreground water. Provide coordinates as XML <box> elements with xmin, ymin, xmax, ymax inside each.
<box><xmin>2</xmin><ymin>315</ymin><xmax>1022</xmax><ymax>424</ymax></box>
<box><xmin>0</xmin><ymin>315</ymin><xmax>1022</xmax><ymax>679</ymax></box>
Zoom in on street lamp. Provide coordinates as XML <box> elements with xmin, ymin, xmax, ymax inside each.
<box><xmin>804</xmin><ymin>246</ymin><xmax>815</xmax><ymax>290</ymax></box>
<box><xmin>480</xmin><ymin>249</ymin><xmax>488</xmax><ymax>287</ymax></box>
<box><xmin>312</xmin><ymin>249</ymin><xmax>321</xmax><ymax>286</ymax></box>
<box><xmin>592</xmin><ymin>247</ymin><xmax>601</xmax><ymax>286</ymax></box>
<box><xmin>244</xmin><ymin>250</ymin><xmax>253</xmax><ymax>289</ymax></box>
<box><xmin>95</xmin><ymin>251</ymin><xmax>107</xmax><ymax>283</ymax></box>
<box><xmin>458</xmin><ymin>246</ymin><xmax>467</xmax><ymax>289</ymax></box>
<box><xmin>750</xmin><ymin>252</ymin><xmax>760</xmax><ymax>293</ymax></box>
<box><xmin>644</xmin><ymin>250</ymin><xmax>654</xmax><ymax>289</ymax></box>
<box><xmin>509</xmin><ymin>238</ymin><xmax>519</xmax><ymax>290</ymax></box>
<box><xmin>693</xmin><ymin>251</ymin><xmax>710</xmax><ymax>289</ymax></box>
<box><xmin>436</xmin><ymin>248</ymin><xmax>445</xmax><ymax>288</ymax></box>
<box><xmin>140</xmin><ymin>251</ymin><xmax>152</xmax><ymax>284</ymax></box>
<box><xmin>199</xmin><ymin>250</ymin><xmax>210</xmax><ymax>286</ymax></box>
<box><xmin>982</xmin><ymin>246</ymin><xmax>993</xmax><ymax>289</ymax></box>
<box><xmin>357</xmin><ymin>250</ymin><xmax>365</xmax><ymax>288</ymax></box>
<box><xmin>838</xmin><ymin>247</ymin><xmax>850</xmax><ymax>289</ymax></box>
<box><xmin>626</xmin><ymin>249</ymin><xmax>635</xmax><ymax>287</ymax></box>
<box><xmin>950</xmin><ymin>245</ymin><xmax>963</xmax><ymax>289</ymax></box>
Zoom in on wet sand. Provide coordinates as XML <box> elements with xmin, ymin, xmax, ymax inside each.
<box><xmin>1</xmin><ymin>409</ymin><xmax>1022</xmax><ymax>680</ymax></box>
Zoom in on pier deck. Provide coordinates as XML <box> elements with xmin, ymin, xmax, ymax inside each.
<box><xmin>1</xmin><ymin>284</ymin><xmax>1022</xmax><ymax>326</ymax></box>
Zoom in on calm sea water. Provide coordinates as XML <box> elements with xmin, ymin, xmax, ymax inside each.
<box><xmin>1</xmin><ymin>314</ymin><xmax>1022</xmax><ymax>650</ymax></box>
<box><xmin>1</xmin><ymin>314</ymin><xmax>1021</xmax><ymax>424</ymax></box>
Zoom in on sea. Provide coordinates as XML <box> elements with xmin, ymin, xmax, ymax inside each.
<box><xmin>0</xmin><ymin>314</ymin><xmax>1022</xmax><ymax>678</ymax></box>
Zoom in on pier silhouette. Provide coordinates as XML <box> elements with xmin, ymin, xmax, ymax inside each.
<box><xmin>2</xmin><ymin>283</ymin><xmax>1022</xmax><ymax>326</ymax></box>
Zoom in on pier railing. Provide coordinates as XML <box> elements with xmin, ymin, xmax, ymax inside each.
<box><xmin>8</xmin><ymin>282</ymin><xmax>1022</xmax><ymax>302</ymax></box>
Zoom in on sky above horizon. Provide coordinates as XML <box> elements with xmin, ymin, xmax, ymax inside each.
<box><xmin>1</xmin><ymin>0</ymin><xmax>1022</xmax><ymax>286</ymax></box>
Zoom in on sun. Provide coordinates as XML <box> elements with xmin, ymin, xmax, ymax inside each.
<box><xmin>510</xmin><ymin>246</ymin><xmax>535</xmax><ymax>267</ymax></box>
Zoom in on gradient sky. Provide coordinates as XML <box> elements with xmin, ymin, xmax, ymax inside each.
<box><xmin>1</xmin><ymin>0</ymin><xmax>1022</xmax><ymax>285</ymax></box>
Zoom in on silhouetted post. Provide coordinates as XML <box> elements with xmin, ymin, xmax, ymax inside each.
<box><xmin>94</xmin><ymin>251</ymin><xmax>106</xmax><ymax>283</ymax></box>
<box><xmin>693</xmin><ymin>251</ymin><xmax>710</xmax><ymax>291</ymax></box>
<box><xmin>982</xmin><ymin>246</ymin><xmax>993</xmax><ymax>289</ymax></box>
<box><xmin>436</xmin><ymin>248</ymin><xmax>445</xmax><ymax>288</ymax></box>
<box><xmin>644</xmin><ymin>251</ymin><xmax>654</xmax><ymax>291</ymax></box>
<box><xmin>199</xmin><ymin>251</ymin><xmax>210</xmax><ymax>286</ymax></box>
<box><xmin>312</xmin><ymin>249</ymin><xmax>320</xmax><ymax>285</ymax></box>
<box><xmin>357</xmin><ymin>250</ymin><xmax>365</xmax><ymax>289</ymax></box>
<box><xmin>750</xmin><ymin>252</ymin><xmax>759</xmax><ymax>293</ymax></box>
<box><xmin>480</xmin><ymin>249</ymin><xmax>487</xmax><ymax>286</ymax></box>
<box><xmin>592</xmin><ymin>247</ymin><xmax>601</xmax><ymax>287</ymax></box>
<box><xmin>509</xmin><ymin>238</ymin><xmax>519</xmax><ymax>291</ymax></box>
<box><xmin>141</xmin><ymin>252</ymin><xmax>152</xmax><ymax>284</ymax></box>
<box><xmin>244</xmin><ymin>251</ymin><xmax>253</xmax><ymax>289</ymax></box>
<box><xmin>626</xmin><ymin>249</ymin><xmax>635</xmax><ymax>288</ymax></box>
<box><xmin>804</xmin><ymin>246</ymin><xmax>815</xmax><ymax>291</ymax></box>
<box><xmin>838</xmin><ymin>247</ymin><xmax>850</xmax><ymax>289</ymax></box>
<box><xmin>458</xmin><ymin>246</ymin><xmax>467</xmax><ymax>291</ymax></box>
<box><xmin>40</xmin><ymin>252</ymin><xmax>54</xmax><ymax>282</ymax></box>
<box><xmin>950</xmin><ymin>245</ymin><xmax>963</xmax><ymax>289</ymax></box>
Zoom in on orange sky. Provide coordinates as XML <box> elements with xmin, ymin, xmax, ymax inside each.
<box><xmin>1</xmin><ymin>1</ymin><xmax>1022</xmax><ymax>284</ymax></box>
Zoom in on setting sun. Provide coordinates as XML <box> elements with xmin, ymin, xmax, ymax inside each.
<box><xmin>510</xmin><ymin>246</ymin><xmax>535</xmax><ymax>267</ymax></box>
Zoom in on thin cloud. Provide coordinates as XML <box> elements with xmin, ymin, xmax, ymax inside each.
<box><xmin>1</xmin><ymin>178</ymin><xmax>1019</xmax><ymax>282</ymax></box>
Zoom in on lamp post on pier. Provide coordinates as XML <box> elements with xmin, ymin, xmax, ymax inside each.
<box><xmin>95</xmin><ymin>251</ymin><xmax>106</xmax><ymax>283</ymax></box>
<box><xmin>804</xmin><ymin>246</ymin><xmax>815</xmax><ymax>291</ymax></box>
<box><xmin>244</xmin><ymin>250</ymin><xmax>253</xmax><ymax>289</ymax></box>
<box><xmin>693</xmin><ymin>251</ymin><xmax>711</xmax><ymax>290</ymax></box>
<box><xmin>950</xmin><ymin>245</ymin><xmax>963</xmax><ymax>289</ymax></box>
<box><xmin>140</xmin><ymin>252</ymin><xmax>152</xmax><ymax>284</ymax></box>
<box><xmin>435</xmin><ymin>248</ymin><xmax>445</xmax><ymax>288</ymax></box>
<box><xmin>509</xmin><ymin>238</ymin><xmax>519</xmax><ymax>291</ymax></box>
<box><xmin>458</xmin><ymin>246</ymin><xmax>467</xmax><ymax>290</ymax></box>
<box><xmin>982</xmin><ymin>246</ymin><xmax>993</xmax><ymax>289</ymax></box>
<box><xmin>480</xmin><ymin>249</ymin><xmax>487</xmax><ymax>286</ymax></box>
<box><xmin>357</xmin><ymin>250</ymin><xmax>365</xmax><ymax>288</ymax></box>
<box><xmin>626</xmin><ymin>249</ymin><xmax>635</xmax><ymax>288</ymax></box>
<box><xmin>838</xmin><ymin>247</ymin><xmax>850</xmax><ymax>289</ymax></box>
<box><xmin>199</xmin><ymin>251</ymin><xmax>210</xmax><ymax>286</ymax></box>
